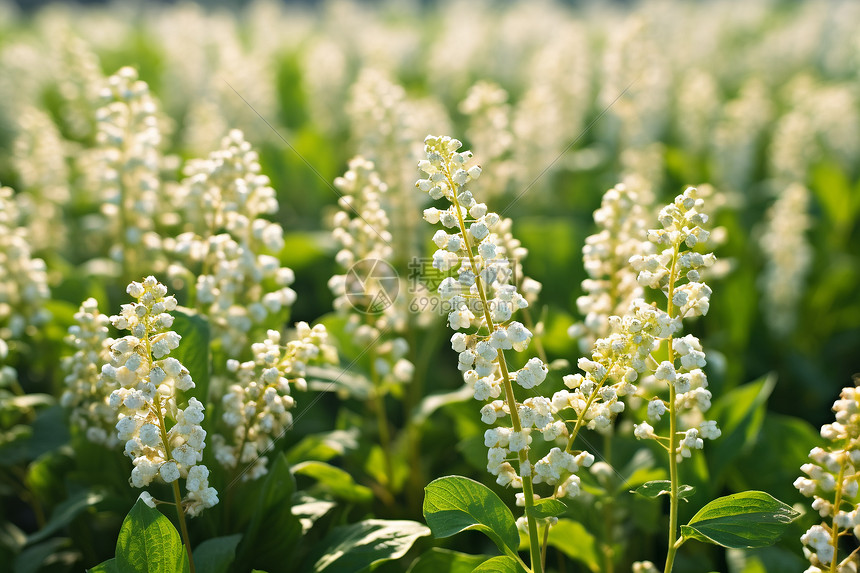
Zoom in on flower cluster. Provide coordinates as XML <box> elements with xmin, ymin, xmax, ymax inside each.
<box><xmin>0</xmin><ymin>184</ymin><xmax>51</xmax><ymax>340</ymax></box>
<box><xmin>213</xmin><ymin>323</ymin><xmax>336</xmax><ymax>480</ymax></box>
<box><xmin>795</xmin><ymin>379</ymin><xmax>860</xmax><ymax>572</ymax></box>
<box><xmin>628</xmin><ymin>186</ymin><xmax>721</xmax><ymax>461</ymax></box>
<box><xmin>459</xmin><ymin>81</ymin><xmax>514</xmax><ymax>198</ymax></box>
<box><xmin>60</xmin><ymin>298</ymin><xmax>116</xmax><ymax>446</ymax></box>
<box><xmin>100</xmin><ymin>276</ymin><xmax>218</xmax><ymax>517</ymax></box>
<box><xmin>759</xmin><ymin>182</ymin><xmax>812</xmax><ymax>336</ymax></box>
<box><xmin>419</xmin><ymin>136</ymin><xmax>576</xmax><ymax>502</ymax></box>
<box><xmin>569</xmin><ymin>182</ymin><xmax>652</xmax><ymax>353</ymax></box>
<box><xmin>171</xmin><ymin>129</ymin><xmax>296</xmax><ymax>349</ymax></box>
<box><xmin>328</xmin><ymin>157</ymin><xmax>413</xmax><ymax>390</ymax></box>
<box><xmin>94</xmin><ymin>67</ymin><xmax>165</xmax><ymax>276</ymax></box>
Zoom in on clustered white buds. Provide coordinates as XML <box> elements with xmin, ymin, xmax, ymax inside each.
<box><xmin>0</xmin><ymin>185</ymin><xmax>51</xmax><ymax>340</ymax></box>
<box><xmin>61</xmin><ymin>298</ymin><xmax>116</xmax><ymax>446</ymax></box>
<box><xmin>213</xmin><ymin>322</ymin><xmax>336</xmax><ymax>480</ymax></box>
<box><xmin>171</xmin><ymin>129</ymin><xmax>297</xmax><ymax>349</ymax></box>
<box><xmin>795</xmin><ymin>380</ymin><xmax>860</xmax><ymax>572</ymax></box>
<box><xmin>100</xmin><ymin>277</ymin><xmax>218</xmax><ymax>517</ymax></box>
<box><xmin>328</xmin><ymin>157</ymin><xmax>413</xmax><ymax>391</ymax></box>
<box><xmin>759</xmin><ymin>183</ymin><xmax>812</xmax><ymax>336</ymax></box>
<box><xmin>418</xmin><ymin>136</ymin><xmax>572</xmax><ymax>500</ymax></box>
<box><xmin>459</xmin><ymin>81</ymin><xmax>514</xmax><ymax>199</ymax></box>
<box><xmin>621</xmin><ymin>187</ymin><xmax>720</xmax><ymax>461</ymax></box>
<box><xmin>95</xmin><ymin>67</ymin><xmax>165</xmax><ymax>270</ymax></box>
<box><xmin>569</xmin><ymin>182</ymin><xmax>652</xmax><ymax>353</ymax></box>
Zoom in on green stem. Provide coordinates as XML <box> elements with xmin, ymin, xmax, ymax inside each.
<box><xmin>663</xmin><ymin>244</ymin><xmax>681</xmax><ymax>573</ymax></box>
<box><xmin>446</xmin><ymin>175</ymin><xmax>542</xmax><ymax>573</ymax></box>
<box><xmin>370</xmin><ymin>349</ymin><xmax>395</xmax><ymax>496</ymax></box>
<box><xmin>603</xmin><ymin>433</ymin><xmax>615</xmax><ymax>573</ymax></box>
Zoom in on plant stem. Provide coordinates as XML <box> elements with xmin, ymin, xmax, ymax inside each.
<box><xmin>370</xmin><ymin>348</ymin><xmax>395</xmax><ymax>496</ymax></box>
<box><xmin>663</xmin><ymin>243</ymin><xmax>681</xmax><ymax>573</ymax></box>
<box><xmin>173</xmin><ymin>480</ymin><xmax>196</xmax><ymax>573</ymax></box>
<box><xmin>153</xmin><ymin>394</ymin><xmax>196</xmax><ymax>573</ymax></box>
<box><xmin>603</xmin><ymin>433</ymin><xmax>615</xmax><ymax>573</ymax></box>
<box><xmin>447</xmin><ymin>177</ymin><xmax>543</xmax><ymax>573</ymax></box>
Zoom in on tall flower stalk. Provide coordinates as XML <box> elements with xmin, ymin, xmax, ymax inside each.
<box><xmin>795</xmin><ymin>377</ymin><xmax>860</xmax><ymax>573</ymax></box>
<box><xmin>101</xmin><ymin>277</ymin><xmax>219</xmax><ymax>572</ymax></box>
<box><xmin>627</xmin><ymin>187</ymin><xmax>721</xmax><ymax>572</ymax></box>
<box><xmin>418</xmin><ymin>135</ymin><xmax>551</xmax><ymax>572</ymax></box>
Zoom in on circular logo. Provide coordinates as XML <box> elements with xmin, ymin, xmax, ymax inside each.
<box><xmin>344</xmin><ymin>258</ymin><xmax>399</xmax><ymax>314</ymax></box>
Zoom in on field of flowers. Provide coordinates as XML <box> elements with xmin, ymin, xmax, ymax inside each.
<box><xmin>1</xmin><ymin>0</ymin><xmax>859</xmax><ymax>572</ymax></box>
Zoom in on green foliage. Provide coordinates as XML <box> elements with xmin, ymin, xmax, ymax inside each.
<box><xmin>633</xmin><ymin>481</ymin><xmax>696</xmax><ymax>501</ymax></box>
<box><xmin>306</xmin><ymin>519</ymin><xmax>430</xmax><ymax>572</ymax></box>
<box><xmin>680</xmin><ymin>491</ymin><xmax>801</xmax><ymax>549</ymax></box>
<box><xmin>89</xmin><ymin>499</ymin><xmax>189</xmax><ymax>573</ymax></box>
<box><xmin>423</xmin><ymin>476</ymin><xmax>519</xmax><ymax>555</ymax></box>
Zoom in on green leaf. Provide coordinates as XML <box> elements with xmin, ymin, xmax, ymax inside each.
<box><xmin>708</xmin><ymin>375</ymin><xmax>775</xmax><ymax>485</ymax></box>
<box><xmin>729</xmin><ymin>413</ymin><xmax>820</xmax><ymax>503</ymax></box>
<box><xmin>88</xmin><ymin>558</ymin><xmax>119</xmax><ymax>573</ymax></box>
<box><xmin>525</xmin><ymin>499</ymin><xmax>567</xmax><ymax>519</ymax></box>
<box><xmin>681</xmin><ymin>491</ymin><xmax>801</xmax><ymax>549</ymax></box>
<box><xmin>115</xmin><ymin>499</ymin><xmax>189</xmax><ymax>573</ymax></box>
<box><xmin>292</xmin><ymin>460</ymin><xmax>373</xmax><ymax>503</ymax></box>
<box><xmin>14</xmin><ymin>537</ymin><xmax>68</xmax><ymax>573</ymax></box>
<box><xmin>286</xmin><ymin>428</ymin><xmax>359</xmax><ymax>464</ymax></box>
<box><xmin>308</xmin><ymin>519</ymin><xmax>430</xmax><ymax>573</ymax></box>
<box><xmin>305</xmin><ymin>364</ymin><xmax>373</xmax><ymax>400</ymax></box>
<box><xmin>233</xmin><ymin>454</ymin><xmax>302</xmax><ymax>572</ymax></box>
<box><xmin>423</xmin><ymin>476</ymin><xmax>519</xmax><ymax>554</ymax></box>
<box><xmin>545</xmin><ymin>519</ymin><xmax>600</xmax><ymax>573</ymax></box>
<box><xmin>170</xmin><ymin>307</ymin><xmax>211</xmax><ymax>406</ymax></box>
<box><xmin>28</xmin><ymin>489</ymin><xmax>106</xmax><ymax>544</ymax></box>
<box><xmin>192</xmin><ymin>534</ymin><xmax>242</xmax><ymax>573</ymax></box>
<box><xmin>0</xmin><ymin>406</ymin><xmax>70</xmax><ymax>466</ymax></box>
<box><xmin>471</xmin><ymin>555</ymin><xmax>526</xmax><ymax>573</ymax></box>
<box><xmin>633</xmin><ymin>480</ymin><xmax>695</xmax><ymax>501</ymax></box>
<box><xmin>406</xmin><ymin>548</ymin><xmax>489</xmax><ymax>573</ymax></box>
<box><xmin>292</xmin><ymin>494</ymin><xmax>337</xmax><ymax>534</ymax></box>
<box><xmin>411</xmin><ymin>387</ymin><xmax>473</xmax><ymax>426</ymax></box>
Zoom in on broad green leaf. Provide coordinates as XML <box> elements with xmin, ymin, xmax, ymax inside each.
<box><xmin>286</xmin><ymin>428</ymin><xmax>359</xmax><ymax>464</ymax></box>
<box><xmin>365</xmin><ymin>444</ymin><xmax>409</xmax><ymax>493</ymax></box>
<box><xmin>170</xmin><ymin>307</ymin><xmax>210</xmax><ymax>406</ymax></box>
<box><xmin>293</xmin><ymin>494</ymin><xmax>337</xmax><ymax>534</ymax></box>
<box><xmin>471</xmin><ymin>555</ymin><xmax>526</xmax><ymax>573</ymax></box>
<box><xmin>0</xmin><ymin>406</ymin><xmax>70</xmax><ymax>466</ymax></box>
<box><xmin>406</xmin><ymin>548</ymin><xmax>489</xmax><ymax>573</ymax></box>
<box><xmin>615</xmin><ymin>448</ymin><xmax>666</xmax><ymax>494</ymax></box>
<box><xmin>6</xmin><ymin>394</ymin><xmax>55</xmax><ymax>410</ymax></box>
<box><xmin>411</xmin><ymin>387</ymin><xmax>473</xmax><ymax>426</ymax></box>
<box><xmin>308</xmin><ymin>519</ymin><xmax>430</xmax><ymax>573</ymax></box>
<box><xmin>233</xmin><ymin>454</ymin><xmax>302</xmax><ymax>572</ymax></box>
<box><xmin>14</xmin><ymin>537</ymin><xmax>67</xmax><ymax>573</ymax></box>
<box><xmin>115</xmin><ymin>499</ymin><xmax>189</xmax><ymax>573</ymax></box>
<box><xmin>545</xmin><ymin>519</ymin><xmax>600</xmax><ymax>573</ymax></box>
<box><xmin>681</xmin><ymin>491</ymin><xmax>800</xmax><ymax>549</ymax></box>
<box><xmin>88</xmin><ymin>558</ymin><xmax>119</xmax><ymax>573</ymax></box>
<box><xmin>730</xmin><ymin>413</ymin><xmax>820</xmax><ymax>503</ymax></box>
<box><xmin>305</xmin><ymin>364</ymin><xmax>373</xmax><ymax>400</ymax></box>
<box><xmin>192</xmin><ymin>534</ymin><xmax>242</xmax><ymax>573</ymax></box>
<box><xmin>525</xmin><ymin>499</ymin><xmax>567</xmax><ymax>519</ymax></box>
<box><xmin>28</xmin><ymin>489</ymin><xmax>106</xmax><ymax>544</ymax></box>
<box><xmin>725</xmin><ymin>546</ymin><xmax>806</xmax><ymax>573</ymax></box>
<box><xmin>633</xmin><ymin>480</ymin><xmax>695</xmax><ymax>501</ymax></box>
<box><xmin>423</xmin><ymin>476</ymin><xmax>519</xmax><ymax>554</ymax></box>
<box><xmin>293</xmin><ymin>460</ymin><xmax>373</xmax><ymax>503</ymax></box>
<box><xmin>708</xmin><ymin>375</ymin><xmax>775</xmax><ymax>485</ymax></box>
